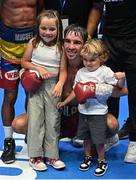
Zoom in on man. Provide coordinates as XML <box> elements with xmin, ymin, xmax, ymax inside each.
<box><xmin>87</xmin><ymin>0</ymin><xmax>136</xmax><ymax>162</ymax></box>
<box><xmin>0</xmin><ymin>0</ymin><xmax>44</xmax><ymax>164</ymax></box>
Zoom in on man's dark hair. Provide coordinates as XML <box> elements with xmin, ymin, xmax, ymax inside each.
<box><xmin>64</xmin><ymin>24</ymin><xmax>88</xmax><ymax>43</ymax></box>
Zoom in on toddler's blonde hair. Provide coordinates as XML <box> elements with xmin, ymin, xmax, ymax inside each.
<box><xmin>80</xmin><ymin>38</ymin><xmax>109</xmax><ymax>64</ymax></box>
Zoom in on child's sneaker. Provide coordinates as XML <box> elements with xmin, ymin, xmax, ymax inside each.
<box><xmin>94</xmin><ymin>160</ymin><xmax>108</xmax><ymax>176</ymax></box>
<box><xmin>29</xmin><ymin>157</ymin><xmax>48</xmax><ymax>171</ymax></box>
<box><xmin>79</xmin><ymin>156</ymin><xmax>93</xmax><ymax>171</ymax></box>
<box><xmin>46</xmin><ymin>158</ymin><xmax>65</xmax><ymax>169</ymax></box>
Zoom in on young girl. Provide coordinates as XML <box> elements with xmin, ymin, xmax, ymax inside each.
<box><xmin>21</xmin><ymin>10</ymin><xmax>67</xmax><ymax>171</ymax></box>
<box><xmin>57</xmin><ymin>39</ymin><xmax>125</xmax><ymax>176</ymax></box>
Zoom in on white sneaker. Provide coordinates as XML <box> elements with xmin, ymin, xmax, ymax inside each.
<box><xmin>104</xmin><ymin>134</ymin><xmax>119</xmax><ymax>152</ymax></box>
<box><xmin>124</xmin><ymin>141</ymin><xmax>136</xmax><ymax>163</ymax></box>
<box><xmin>29</xmin><ymin>157</ymin><xmax>48</xmax><ymax>171</ymax></box>
<box><xmin>46</xmin><ymin>158</ymin><xmax>66</xmax><ymax>169</ymax></box>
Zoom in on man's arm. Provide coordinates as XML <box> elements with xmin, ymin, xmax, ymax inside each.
<box><xmin>112</xmin><ymin>87</ymin><xmax>128</xmax><ymax>98</ymax></box>
<box><xmin>87</xmin><ymin>2</ymin><xmax>103</xmax><ymax>36</ymax></box>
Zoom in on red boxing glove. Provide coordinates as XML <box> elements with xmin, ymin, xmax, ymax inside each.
<box><xmin>74</xmin><ymin>82</ymin><xmax>96</xmax><ymax>104</ymax></box>
<box><xmin>20</xmin><ymin>69</ymin><xmax>42</xmax><ymax>93</ymax></box>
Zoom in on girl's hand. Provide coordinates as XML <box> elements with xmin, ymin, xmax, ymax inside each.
<box><xmin>52</xmin><ymin>82</ymin><xmax>63</xmax><ymax>97</ymax></box>
<box><xmin>57</xmin><ymin>101</ymin><xmax>65</xmax><ymax>109</ymax></box>
<box><xmin>37</xmin><ymin>66</ymin><xmax>51</xmax><ymax>79</ymax></box>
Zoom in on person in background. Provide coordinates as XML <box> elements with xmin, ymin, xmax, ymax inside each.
<box><xmin>87</xmin><ymin>0</ymin><xmax>136</xmax><ymax>162</ymax></box>
<box><xmin>21</xmin><ymin>10</ymin><xmax>67</xmax><ymax>171</ymax></box>
<box><xmin>0</xmin><ymin>0</ymin><xmax>44</xmax><ymax>164</ymax></box>
<box><xmin>57</xmin><ymin>39</ymin><xmax>125</xmax><ymax>176</ymax></box>
<box><xmin>44</xmin><ymin>0</ymin><xmax>95</xmax><ymax>28</ymax></box>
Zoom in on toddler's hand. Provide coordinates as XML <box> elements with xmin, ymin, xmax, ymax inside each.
<box><xmin>57</xmin><ymin>102</ymin><xmax>65</xmax><ymax>109</ymax></box>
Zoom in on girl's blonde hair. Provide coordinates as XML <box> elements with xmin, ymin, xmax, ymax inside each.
<box><xmin>80</xmin><ymin>38</ymin><xmax>109</xmax><ymax>64</ymax></box>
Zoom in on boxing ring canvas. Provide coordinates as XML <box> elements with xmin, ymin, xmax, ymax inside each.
<box><xmin>0</xmin><ymin>84</ymin><xmax>136</xmax><ymax>179</ymax></box>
